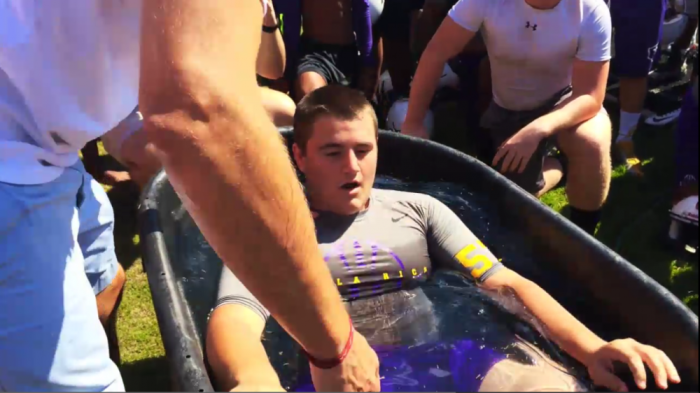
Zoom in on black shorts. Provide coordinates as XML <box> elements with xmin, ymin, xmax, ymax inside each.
<box><xmin>297</xmin><ymin>36</ymin><xmax>359</xmax><ymax>87</ymax></box>
<box><xmin>480</xmin><ymin>86</ymin><xmax>573</xmax><ymax>194</ymax></box>
<box><xmin>375</xmin><ymin>0</ymin><xmax>425</xmax><ymax>41</ymax></box>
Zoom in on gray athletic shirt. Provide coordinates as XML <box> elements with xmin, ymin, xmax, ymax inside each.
<box><xmin>215</xmin><ymin>189</ymin><xmax>504</xmax><ymax>321</ymax></box>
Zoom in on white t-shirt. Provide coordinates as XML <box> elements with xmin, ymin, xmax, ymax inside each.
<box><xmin>448</xmin><ymin>0</ymin><xmax>612</xmax><ymax>111</ymax></box>
<box><xmin>0</xmin><ymin>0</ymin><xmax>141</xmax><ymax>185</ymax></box>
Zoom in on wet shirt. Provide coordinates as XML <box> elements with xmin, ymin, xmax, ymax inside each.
<box><xmin>317</xmin><ymin>189</ymin><xmax>503</xmax><ymax>298</ymax></box>
<box><xmin>215</xmin><ymin>189</ymin><xmax>504</xmax><ymax>321</ymax></box>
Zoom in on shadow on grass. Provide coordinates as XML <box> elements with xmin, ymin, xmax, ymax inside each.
<box><xmin>119</xmin><ymin>356</ymin><xmax>171</xmax><ymax>391</ymax></box>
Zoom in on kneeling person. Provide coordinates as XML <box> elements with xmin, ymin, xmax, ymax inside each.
<box><xmin>206</xmin><ymin>85</ymin><xmax>679</xmax><ymax>392</ymax></box>
<box><xmin>404</xmin><ymin>0</ymin><xmax>614</xmax><ymax>235</ymax></box>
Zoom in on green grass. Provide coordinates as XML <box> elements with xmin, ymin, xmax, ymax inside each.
<box><xmin>99</xmin><ymin>105</ymin><xmax>697</xmax><ymax>391</ymax></box>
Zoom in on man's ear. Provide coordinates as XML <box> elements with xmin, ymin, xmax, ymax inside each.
<box><xmin>292</xmin><ymin>143</ymin><xmax>306</xmax><ymax>173</ymax></box>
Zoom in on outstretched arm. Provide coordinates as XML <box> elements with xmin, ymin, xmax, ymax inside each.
<box><xmin>424</xmin><ymin>196</ymin><xmax>680</xmax><ymax>392</ymax></box>
<box><xmin>139</xmin><ymin>1</ymin><xmax>378</xmax><ymax>390</ymax></box>
<box><xmin>481</xmin><ymin>270</ymin><xmax>680</xmax><ymax>392</ymax></box>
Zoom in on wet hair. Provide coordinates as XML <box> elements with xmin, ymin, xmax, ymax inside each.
<box><xmin>293</xmin><ymin>85</ymin><xmax>378</xmax><ymax>152</ymax></box>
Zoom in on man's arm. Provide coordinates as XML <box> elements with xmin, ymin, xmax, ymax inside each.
<box><xmin>480</xmin><ymin>270</ymin><xmax>681</xmax><ymax>392</ymax></box>
<box><xmin>257</xmin><ymin>0</ymin><xmax>287</xmax><ymax>80</ymax></box>
<box><xmin>207</xmin><ymin>305</ymin><xmax>282</xmax><ymax>391</ymax></box>
<box><xmin>423</xmin><ymin>197</ymin><xmax>679</xmax><ymax>391</ymax></box>
<box><xmin>404</xmin><ymin>0</ymin><xmax>482</xmax><ymax>137</ymax></box>
<box><xmin>138</xmin><ymin>2</ymin><xmax>378</xmax><ymax>389</ymax></box>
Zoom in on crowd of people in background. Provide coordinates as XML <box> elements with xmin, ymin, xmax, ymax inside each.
<box><xmin>1</xmin><ymin>0</ymin><xmax>697</xmax><ymax>391</ymax></box>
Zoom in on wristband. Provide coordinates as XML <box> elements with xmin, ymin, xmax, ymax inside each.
<box><xmin>263</xmin><ymin>24</ymin><xmax>279</xmax><ymax>33</ymax></box>
<box><xmin>302</xmin><ymin>317</ymin><xmax>355</xmax><ymax>370</ymax></box>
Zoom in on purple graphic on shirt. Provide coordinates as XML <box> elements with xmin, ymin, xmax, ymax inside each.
<box><xmin>354</xmin><ymin>240</ymin><xmax>366</xmax><ymax>268</ymax></box>
<box><xmin>370</xmin><ymin>243</ymin><xmax>379</xmax><ymax>269</ymax></box>
<box><xmin>323</xmin><ymin>239</ymin><xmax>423</xmax><ymax>296</ymax></box>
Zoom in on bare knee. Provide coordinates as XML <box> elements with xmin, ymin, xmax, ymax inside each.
<box><xmin>295</xmin><ymin>72</ymin><xmax>327</xmax><ymax>102</ymax></box>
<box><xmin>261</xmin><ymin>88</ymin><xmax>296</xmax><ymax>127</ymax></box>
<box><xmin>558</xmin><ymin>111</ymin><xmax>612</xmax><ymax>165</ymax></box>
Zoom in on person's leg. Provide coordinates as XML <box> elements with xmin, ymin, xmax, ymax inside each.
<box><xmin>78</xmin><ymin>172</ymin><xmax>127</xmax><ymax>365</ymax></box>
<box><xmin>673</xmin><ymin>84</ymin><xmax>699</xmax><ymax>203</ymax></box>
<box><xmin>481</xmin><ymin>100</ymin><xmax>564</xmax><ymax>197</ymax></box>
<box><xmin>295</xmin><ymin>71</ymin><xmax>328</xmax><ymax>102</ymax></box>
<box><xmin>611</xmin><ymin>0</ymin><xmax>666</xmax><ymax>177</ymax></box>
<box><xmin>0</xmin><ymin>168</ymin><xmax>123</xmax><ymax>391</ymax></box>
<box><xmin>556</xmin><ymin>110</ymin><xmax>613</xmax><ymax>235</ymax></box>
<box><xmin>260</xmin><ymin>87</ymin><xmax>297</xmax><ymax>127</ymax></box>
<box><xmin>662</xmin><ymin>17</ymin><xmax>698</xmax><ymax>75</ymax></box>
<box><xmin>537</xmin><ymin>157</ymin><xmax>565</xmax><ymax>198</ymax></box>
<box><xmin>294</xmin><ymin>40</ymin><xmax>333</xmax><ymax>102</ymax></box>
<box><xmin>479</xmin><ymin>343</ymin><xmax>589</xmax><ymax>392</ymax></box>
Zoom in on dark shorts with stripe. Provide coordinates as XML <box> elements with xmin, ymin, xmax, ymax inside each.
<box><xmin>480</xmin><ymin>87</ymin><xmax>573</xmax><ymax>194</ymax></box>
<box><xmin>297</xmin><ymin>36</ymin><xmax>359</xmax><ymax>87</ymax></box>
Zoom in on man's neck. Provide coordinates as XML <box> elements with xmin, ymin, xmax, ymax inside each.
<box><xmin>524</xmin><ymin>0</ymin><xmax>562</xmax><ymax>10</ymax></box>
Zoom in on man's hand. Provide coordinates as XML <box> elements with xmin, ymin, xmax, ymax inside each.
<box><xmin>262</xmin><ymin>0</ymin><xmax>278</xmax><ymax>27</ymax></box>
<box><xmin>402</xmin><ymin>121</ymin><xmax>430</xmax><ymax>139</ymax></box>
<box><xmin>586</xmin><ymin>339</ymin><xmax>681</xmax><ymax>392</ymax></box>
<box><xmin>310</xmin><ymin>331</ymin><xmax>381</xmax><ymax>392</ymax></box>
<box><xmin>492</xmin><ymin>121</ymin><xmax>550</xmax><ymax>174</ymax></box>
<box><xmin>358</xmin><ymin>66</ymin><xmax>379</xmax><ymax>102</ymax></box>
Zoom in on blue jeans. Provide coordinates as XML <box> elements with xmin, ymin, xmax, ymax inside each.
<box><xmin>0</xmin><ymin>162</ymin><xmax>123</xmax><ymax>391</ymax></box>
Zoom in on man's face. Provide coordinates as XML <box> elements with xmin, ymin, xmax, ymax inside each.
<box><xmin>294</xmin><ymin>110</ymin><xmax>378</xmax><ymax>215</ymax></box>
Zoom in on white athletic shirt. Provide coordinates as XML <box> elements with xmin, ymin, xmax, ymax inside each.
<box><xmin>449</xmin><ymin>0</ymin><xmax>612</xmax><ymax>111</ymax></box>
<box><xmin>0</xmin><ymin>0</ymin><xmax>142</xmax><ymax>185</ymax></box>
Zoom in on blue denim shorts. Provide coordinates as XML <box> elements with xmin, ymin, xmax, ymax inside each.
<box><xmin>0</xmin><ymin>162</ymin><xmax>123</xmax><ymax>391</ymax></box>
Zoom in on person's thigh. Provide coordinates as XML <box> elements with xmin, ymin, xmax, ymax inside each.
<box><xmin>260</xmin><ymin>87</ymin><xmax>297</xmax><ymax>127</ymax></box>
<box><xmin>481</xmin><ymin>103</ymin><xmax>550</xmax><ymax>195</ymax></box>
<box><xmin>0</xmin><ymin>168</ymin><xmax>123</xmax><ymax>391</ymax></box>
<box><xmin>77</xmin><ymin>166</ymin><xmax>120</xmax><ymax>297</ymax></box>
<box><xmin>611</xmin><ymin>0</ymin><xmax>667</xmax><ymax>78</ymax></box>
<box><xmin>675</xmin><ymin>87</ymin><xmax>699</xmax><ymax>185</ymax></box>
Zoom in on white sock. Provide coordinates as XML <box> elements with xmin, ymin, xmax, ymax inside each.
<box><xmin>617</xmin><ymin>111</ymin><xmax>641</xmax><ymax>143</ymax></box>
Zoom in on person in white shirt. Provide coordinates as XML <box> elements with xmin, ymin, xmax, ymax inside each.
<box><xmin>403</xmin><ymin>0</ymin><xmax>613</xmax><ymax>236</ymax></box>
<box><xmin>100</xmin><ymin>0</ymin><xmax>296</xmax><ymax>189</ymax></box>
<box><xmin>0</xmin><ymin>0</ymin><xmax>380</xmax><ymax>391</ymax></box>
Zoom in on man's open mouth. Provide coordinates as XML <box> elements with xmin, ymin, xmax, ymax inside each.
<box><xmin>341</xmin><ymin>181</ymin><xmax>360</xmax><ymax>190</ymax></box>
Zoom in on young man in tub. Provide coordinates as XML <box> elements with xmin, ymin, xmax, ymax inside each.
<box><xmin>205</xmin><ymin>85</ymin><xmax>680</xmax><ymax>393</ymax></box>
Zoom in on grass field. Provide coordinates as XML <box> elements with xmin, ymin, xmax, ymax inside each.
<box><xmin>100</xmin><ymin>107</ymin><xmax>698</xmax><ymax>391</ymax></box>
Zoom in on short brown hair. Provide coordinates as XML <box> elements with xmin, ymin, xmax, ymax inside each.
<box><xmin>293</xmin><ymin>85</ymin><xmax>378</xmax><ymax>152</ymax></box>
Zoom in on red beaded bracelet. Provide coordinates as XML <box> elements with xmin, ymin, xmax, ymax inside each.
<box><xmin>302</xmin><ymin>317</ymin><xmax>355</xmax><ymax>370</ymax></box>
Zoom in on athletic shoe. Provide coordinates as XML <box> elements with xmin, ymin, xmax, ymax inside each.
<box><xmin>645</xmin><ymin>108</ymin><xmax>683</xmax><ymax>126</ymax></box>
<box><xmin>615</xmin><ymin>137</ymin><xmax>644</xmax><ymax>177</ymax></box>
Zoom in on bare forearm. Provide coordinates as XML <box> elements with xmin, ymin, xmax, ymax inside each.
<box><xmin>257</xmin><ymin>31</ymin><xmax>286</xmax><ymax>79</ymax></box>
<box><xmin>140</xmin><ymin>0</ymin><xmax>351</xmax><ymax>360</ymax></box>
<box><xmin>539</xmin><ymin>94</ymin><xmax>601</xmax><ymax>136</ymax></box>
<box><xmin>506</xmin><ymin>278</ymin><xmax>607</xmax><ymax>365</ymax></box>
<box><xmin>207</xmin><ymin>307</ymin><xmax>280</xmax><ymax>390</ymax></box>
